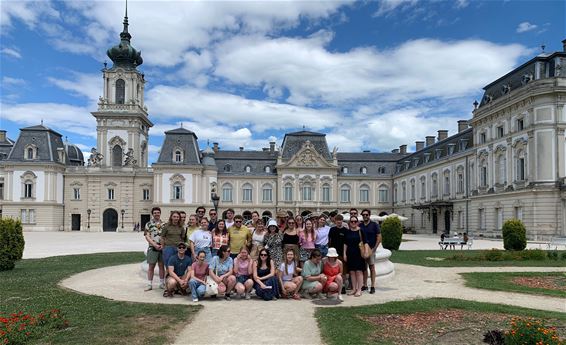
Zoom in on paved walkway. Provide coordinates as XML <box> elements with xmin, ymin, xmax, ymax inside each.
<box><xmin>61</xmin><ymin>263</ymin><xmax>566</xmax><ymax>344</ymax></box>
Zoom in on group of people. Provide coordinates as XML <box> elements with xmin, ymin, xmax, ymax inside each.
<box><xmin>144</xmin><ymin>206</ymin><xmax>381</xmax><ymax>302</ymax></box>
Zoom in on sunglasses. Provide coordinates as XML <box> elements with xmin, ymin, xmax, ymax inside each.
<box><xmin>350</xmin><ymin>220</ymin><xmax>358</xmax><ymax>223</ymax></box>
<box><xmin>235</xmin><ymin>220</ymin><xmax>242</xmax><ymax>223</ymax></box>
<box><xmin>260</xmin><ymin>253</ymin><xmax>268</xmax><ymax>256</ymax></box>
<box><xmin>288</xmin><ymin>221</ymin><xmax>295</xmax><ymax>224</ymax></box>
<box><xmin>362</xmin><ymin>214</ymin><xmax>370</xmax><ymax>217</ymax></box>
<box><xmin>210</xmin><ymin>213</ymin><xmax>217</xmax><ymax>215</ymax></box>
<box><xmin>178</xmin><ymin>246</ymin><xmax>186</xmax><ymax>249</ymax></box>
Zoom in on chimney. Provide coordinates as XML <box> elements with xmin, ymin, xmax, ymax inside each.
<box><xmin>415</xmin><ymin>141</ymin><xmax>424</xmax><ymax>151</ymax></box>
<box><xmin>457</xmin><ymin>120</ymin><xmax>468</xmax><ymax>133</ymax></box>
<box><xmin>391</xmin><ymin>149</ymin><xmax>399</xmax><ymax>154</ymax></box>
<box><xmin>213</xmin><ymin>142</ymin><xmax>219</xmax><ymax>153</ymax></box>
<box><xmin>563</xmin><ymin>38</ymin><xmax>566</xmax><ymax>52</ymax></box>
<box><xmin>0</xmin><ymin>130</ymin><xmax>6</xmax><ymax>142</ymax></box>
<box><xmin>425</xmin><ymin>136</ymin><xmax>436</xmax><ymax>147</ymax></box>
<box><xmin>399</xmin><ymin>145</ymin><xmax>407</xmax><ymax>154</ymax></box>
<box><xmin>269</xmin><ymin>141</ymin><xmax>275</xmax><ymax>152</ymax></box>
<box><xmin>239</xmin><ymin>147</ymin><xmax>244</xmax><ymax>151</ymax></box>
<box><xmin>437</xmin><ymin>130</ymin><xmax>448</xmax><ymax>141</ymax></box>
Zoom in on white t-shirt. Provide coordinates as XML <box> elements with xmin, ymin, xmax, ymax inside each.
<box><xmin>225</xmin><ymin>220</ymin><xmax>235</xmax><ymax>229</ymax></box>
<box><xmin>315</xmin><ymin>226</ymin><xmax>330</xmax><ymax>246</ymax></box>
<box><xmin>279</xmin><ymin>261</ymin><xmax>296</xmax><ymax>282</ymax></box>
<box><xmin>189</xmin><ymin>229</ymin><xmax>212</xmax><ymax>248</ymax></box>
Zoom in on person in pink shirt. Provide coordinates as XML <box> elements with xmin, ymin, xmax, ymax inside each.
<box><xmin>299</xmin><ymin>219</ymin><xmax>317</xmax><ymax>264</ymax></box>
<box><xmin>233</xmin><ymin>247</ymin><xmax>254</xmax><ymax>299</ymax></box>
<box><xmin>188</xmin><ymin>250</ymin><xmax>209</xmax><ymax>302</ymax></box>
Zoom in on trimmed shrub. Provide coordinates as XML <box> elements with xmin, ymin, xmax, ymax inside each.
<box><xmin>381</xmin><ymin>217</ymin><xmax>403</xmax><ymax>250</ymax></box>
<box><xmin>0</xmin><ymin>218</ymin><xmax>25</xmax><ymax>271</ymax></box>
<box><xmin>502</xmin><ymin>219</ymin><xmax>526</xmax><ymax>251</ymax></box>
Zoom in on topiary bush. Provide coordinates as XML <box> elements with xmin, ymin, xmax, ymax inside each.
<box><xmin>0</xmin><ymin>218</ymin><xmax>25</xmax><ymax>271</ymax></box>
<box><xmin>381</xmin><ymin>216</ymin><xmax>403</xmax><ymax>250</ymax></box>
<box><xmin>502</xmin><ymin>219</ymin><xmax>526</xmax><ymax>251</ymax></box>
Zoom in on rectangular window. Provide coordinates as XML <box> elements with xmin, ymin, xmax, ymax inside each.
<box><xmin>243</xmin><ymin>188</ymin><xmax>252</xmax><ymax>202</ymax></box>
<box><xmin>302</xmin><ymin>187</ymin><xmax>312</xmax><ymax>201</ymax></box>
<box><xmin>322</xmin><ymin>186</ymin><xmax>330</xmax><ymax>202</ymax></box>
<box><xmin>340</xmin><ymin>189</ymin><xmax>350</xmax><ymax>203</ymax></box>
<box><xmin>444</xmin><ymin>176</ymin><xmax>450</xmax><ymax>196</ymax></box>
<box><xmin>360</xmin><ymin>189</ymin><xmax>369</xmax><ymax>203</ymax></box>
<box><xmin>142</xmin><ymin>189</ymin><xmax>150</xmax><ymax>201</ymax></box>
<box><xmin>284</xmin><ymin>186</ymin><xmax>293</xmax><ymax>201</ymax></box>
<box><xmin>173</xmin><ymin>186</ymin><xmax>182</xmax><ymax>200</ymax></box>
<box><xmin>517</xmin><ymin>158</ymin><xmax>525</xmax><ymax>181</ymax></box>
<box><xmin>107</xmin><ymin>188</ymin><xmax>115</xmax><ymax>200</ymax></box>
<box><xmin>401</xmin><ymin>186</ymin><xmax>406</xmax><ymax>202</ymax></box>
<box><xmin>517</xmin><ymin>118</ymin><xmax>524</xmax><ymax>131</ymax></box>
<box><xmin>20</xmin><ymin>209</ymin><xmax>28</xmax><ymax>223</ymax></box>
<box><xmin>410</xmin><ymin>184</ymin><xmax>415</xmax><ymax>200</ymax></box>
<box><xmin>29</xmin><ymin>209</ymin><xmax>35</xmax><ymax>224</ymax></box>
<box><xmin>514</xmin><ymin>207</ymin><xmax>523</xmax><ymax>221</ymax></box>
<box><xmin>458</xmin><ymin>211</ymin><xmax>464</xmax><ymax>229</ymax></box>
<box><xmin>73</xmin><ymin>188</ymin><xmax>80</xmax><ymax>200</ymax></box>
<box><xmin>24</xmin><ymin>183</ymin><xmax>33</xmax><ymax>198</ymax></box>
<box><xmin>457</xmin><ymin>173</ymin><xmax>464</xmax><ymax>194</ymax></box>
<box><xmin>222</xmin><ymin>188</ymin><xmax>232</xmax><ymax>202</ymax></box>
<box><xmin>495</xmin><ymin>208</ymin><xmax>503</xmax><ymax>230</ymax></box>
<box><xmin>378</xmin><ymin>189</ymin><xmax>388</xmax><ymax>203</ymax></box>
<box><xmin>480</xmin><ymin>166</ymin><xmax>487</xmax><ymax>187</ymax></box>
<box><xmin>497</xmin><ymin>126</ymin><xmax>504</xmax><ymax>138</ymax></box>
<box><xmin>0</xmin><ymin>182</ymin><xmax>3</xmax><ymax>200</ymax></box>
<box><xmin>480</xmin><ymin>132</ymin><xmax>486</xmax><ymax>144</ymax></box>
<box><xmin>479</xmin><ymin>209</ymin><xmax>486</xmax><ymax>230</ymax></box>
<box><xmin>262</xmin><ymin>188</ymin><xmax>272</xmax><ymax>202</ymax></box>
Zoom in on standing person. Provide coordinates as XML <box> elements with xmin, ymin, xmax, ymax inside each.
<box><xmin>276</xmin><ymin>210</ymin><xmax>288</xmax><ymax>231</ymax></box>
<box><xmin>164</xmin><ymin>242</ymin><xmax>191</xmax><ymax>298</ymax></box>
<box><xmin>209</xmin><ymin>245</ymin><xmax>237</xmax><ymax>300</ymax></box>
<box><xmin>144</xmin><ymin>207</ymin><xmax>165</xmax><ymax>291</ymax></box>
<box><xmin>185</xmin><ymin>214</ymin><xmax>199</xmax><ymax>242</ymax></box>
<box><xmin>281</xmin><ymin>218</ymin><xmax>300</xmax><ymax>265</ymax></box>
<box><xmin>253</xmin><ymin>249</ymin><xmax>279</xmax><ymax>301</ymax></box>
<box><xmin>294</xmin><ymin>215</ymin><xmax>304</xmax><ymax>230</ymax></box>
<box><xmin>315</xmin><ymin>215</ymin><xmax>330</xmax><ymax>257</ymax></box>
<box><xmin>208</xmin><ymin>209</ymin><xmax>219</xmax><ymax>231</ymax></box>
<box><xmin>161</xmin><ymin>210</ymin><xmax>186</xmax><ymax>270</ymax></box>
<box><xmin>250</xmin><ymin>219</ymin><xmax>266</xmax><ymax>260</ymax></box>
<box><xmin>328</xmin><ymin>214</ymin><xmax>348</xmax><ymax>294</ymax></box>
<box><xmin>349</xmin><ymin>208</ymin><xmax>359</xmax><ymax>219</ymax></box>
<box><xmin>250</xmin><ymin>211</ymin><xmax>261</xmax><ymax>230</ymax></box>
<box><xmin>343</xmin><ymin>216</ymin><xmax>365</xmax><ymax>297</ymax></box>
<box><xmin>359</xmin><ymin>209</ymin><xmax>381</xmax><ymax>294</ymax></box>
<box><xmin>228</xmin><ymin>215</ymin><xmax>251</xmax><ymax>258</ymax></box>
<box><xmin>211</xmin><ymin>220</ymin><xmax>229</xmax><ymax>257</ymax></box>
<box><xmin>224</xmin><ymin>208</ymin><xmax>235</xmax><ymax>228</ymax></box>
<box><xmin>300</xmin><ymin>249</ymin><xmax>326</xmax><ymax>299</ymax></box>
<box><xmin>264</xmin><ymin>219</ymin><xmax>283</xmax><ymax>267</ymax></box>
<box><xmin>233</xmin><ymin>247</ymin><xmax>254</xmax><ymax>299</ymax></box>
<box><xmin>179</xmin><ymin>211</ymin><xmax>187</xmax><ymax>231</ymax></box>
<box><xmin>328</xmin><ymin>211</ymin><xmax>338</xmax><ymax>228</ymax></box>
<box><xmin>188</xmin><ymin>250</ymin><xmax>209</xmax><ymax>302</ymax></box>
<box><xmin>278</xmin><ymin>249</ymin><xmax>303</xmax><ymax>300</ymax></box>
<box><xmin>323</xmin><ymin>248</ymin><xmax>344</xmax><ymax>301</ymax></box>
<box><xmin>189</xmin><ymin>217</ymin><xmax>213</xmax><ymax>263</ymax></box>
<box><xmin>299</xmin><ymin>219</ymin><xmax>316</xmax><ymax>264</ymax></box>
<box><xmin>195</xmin><ymin>206</ymin><xmax>206</xmax><ymax>222</ymax></box>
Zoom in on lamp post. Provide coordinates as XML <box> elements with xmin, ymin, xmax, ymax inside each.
<box><xmin>121</xmin><ymin>209</ymin><xmax>125</xmax><ymax>229</ymax></box>
<box><xmin>87</xmin><ymin>209</ymin><xmax>91</xmax><ymax>229</ymax></box>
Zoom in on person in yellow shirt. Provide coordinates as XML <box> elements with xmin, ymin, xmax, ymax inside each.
<box><xmin>228</xmin><ymin>215</ymin><xmax>251</xmax><ymax>259</ymax></box>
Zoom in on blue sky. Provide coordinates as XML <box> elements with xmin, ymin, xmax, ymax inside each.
<box><xmin>1</xmin><ymin>0</ymin><xmax>564</xmax><ymax>164</ymax></box>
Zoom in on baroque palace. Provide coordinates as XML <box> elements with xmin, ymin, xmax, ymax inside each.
<box><xmin>1</xmin><ymin>13</ymin><xmax>565</xmax><ymax>240</ymax></box>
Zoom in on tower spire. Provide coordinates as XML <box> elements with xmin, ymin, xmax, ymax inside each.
<box><xmin>120</xmin><ymin>0</ymin><xmax>131</xmax><ymax>41</ymax></box>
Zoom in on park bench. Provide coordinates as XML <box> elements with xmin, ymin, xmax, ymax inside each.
<box><xmin>547</xmin><ymin>237</ymin><xmax>566</xmax><ymax>250</ymax></box>
<box><xmin>438</xmin><ymin>237</ymin><xmax>473</xmax><ymax>250</ymax></box>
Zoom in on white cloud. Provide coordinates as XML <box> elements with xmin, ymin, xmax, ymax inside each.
<box><xmin>214</xmin><ymin>36</ymin><xmax>528</xmax><ymax>106</ymax></box>
<box><xmin>374</xmin><ymin>0</ymin><xmax>418</xmax><ymax>17</ymax></box>
<box><xmin>47</xmin><ymin>72</ymin><xmax>101</xmax><ymax>105</ymax></box>
<box><xmin>1</xmin><ymin>47</ymin><xmax>22</xmax><ymax>59</ymax></box>
<box><xmin>0</xmin><ymin>1</ymin><xmax>59</xmax><ymax>30</ymax></box>
<box><xmin>455</xmin><ymin>0</ymin><xmax>469</xmax><ymax>9</ymax></box>
<box><xmin>516</xmin><ymin>21</ymin><xmax>537</xmax><ymax>33</ymax></box>
<box><xmin>2</xmin><ymin>77</ymin><xmax>26</xmax><ymax>87</ymax></box>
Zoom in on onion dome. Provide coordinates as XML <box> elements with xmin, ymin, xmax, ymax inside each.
<box><xmin>106</xmin><ymin>5</ymin><xmax>143</xmax><ymax>69</ymax></box>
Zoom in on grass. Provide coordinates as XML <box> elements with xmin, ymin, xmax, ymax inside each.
<box><xmin>0</xmin><ymin>252</ymin><xmax>201</xmax><ymax>344</ymax></box>
<box><xmin>315</xmin><ymin>298</ymin><xmax>566</xmax><ymax>345</ymax></box>
<box><xmin>461</xmin><ymin>271</ymin><xmax>566</xmax><ymax>297</ymax></box>
<box><xmin>390</xmin><ymin>250</ymin><xmax>566</xmax><ymax>267</ymax></box>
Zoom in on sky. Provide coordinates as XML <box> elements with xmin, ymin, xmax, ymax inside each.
<box><xmin>1</xmin><ymin>0</ymin><xmax>565</xmax><ymax>164</ymax></box>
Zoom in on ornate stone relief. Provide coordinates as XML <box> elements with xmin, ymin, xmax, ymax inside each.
<box><xmin>87</xmin><ymin>147</ymin><xmax>103</xmax><ymax>167</ymax></box>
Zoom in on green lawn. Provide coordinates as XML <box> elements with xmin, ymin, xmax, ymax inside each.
<box><xmin>316</xmin><ymin>298</ymin><xmax>566</xmax><ymax>345</ymax></box>
<box><xmin>390</xmin><ymin>250</ymin><xmax>566</xmax><ymax>267</ymax></box>
<box><xmin>461</xmin><ymin>271</ymin><xmax>566</xmax><ymax>297</ymax></box>
<box><xmin>0</xmin><ymin>252</ymin><xmax>200</xmax><ymax>345</ymax></box>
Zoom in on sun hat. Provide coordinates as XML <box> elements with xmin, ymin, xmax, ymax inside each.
<box><xmin>267</xmin><ymin>219</ymin><xmax>278</xmax><ymax>228</ymax></box>
<box><xmin>326</xmin><ymin>247</ymin><xmax>339</xmax><ymax>258</ymax></box>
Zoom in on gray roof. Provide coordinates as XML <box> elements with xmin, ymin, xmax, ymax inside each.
<box><xmin>215</xmin><ymin>150</ymin><xmax>277</xmax><ymax>176</ymax></box>
<box><xmin>336</xmin><ymin>152</ymin><xmax>407</xmax><ymax>177</ymax></box>
<box><xmin>0</xmin><ymin>130</ymin><xmax>14</xmax><ymax>161</ymax></box>
<box><xmin>65</xmin><ymin>143</ymin><xmax>85</xmax><ymax>166</ymax></box>
<box><xmin>155</xmin><ymin>127</ymin><xmax>201</xmax><ymax>165</ymax></box>
<box><xmin>281</xmin><ymin>131</ymin><xmax>332</xmax><ymax>160</ymax></box>
<box><xmin>6</xmin><ymin>124</ymin><xmax>68</xmax><ymax>164</ymax></box>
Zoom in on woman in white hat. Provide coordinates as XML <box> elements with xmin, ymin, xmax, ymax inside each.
<box><xmin>322</xmin><ymin>247</ymin><xmax>344</xmax><ymax>301</ymax></box>
<box><xmin>263</xmin><ymin>219</ymin><xmax>283</xmax><ymax>267</ymax></box>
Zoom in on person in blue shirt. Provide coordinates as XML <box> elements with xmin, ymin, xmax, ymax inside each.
<box><xmin>359</xmin><ymin>209</ymin><xmax>381</xmax><ymax>294</ymax></box>
<box><xmin>164</xmin><ymin>242</ymin><xmax>192</xmax><ymax>297</ymax></box>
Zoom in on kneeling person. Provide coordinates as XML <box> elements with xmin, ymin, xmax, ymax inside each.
<box><xmin>301</xmin><ymin>249</ymin><xmax>326</xmax><ymax>299</ymax></box>
<box><xmin>165</xmin><ymin>242</ymin><xmax>192</xmax><ymax>297</ymax></box>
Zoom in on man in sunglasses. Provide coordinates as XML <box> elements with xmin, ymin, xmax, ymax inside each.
<box><xmin>208</xmin><ymin>209</ymin><xmax>218</xmax><ymax>230</ymax></box>
<box><xmin>228</xmin><ymin>215</ymin><xmax>252</xmax><ymax>258</ymax></box>
<box><xmin>359</xmin><ymin>209</ymin><xmax>381</xmax><ymax>294</ymax></box>
<box><xmin>164</xmin><ymin>242</ymin><xmax>192</xmax><ymax>297</ymax></box>
<box><xmin>195</xmin><ymin>206</ymin><xmax>206</xmax><ymax>222</ymax></box>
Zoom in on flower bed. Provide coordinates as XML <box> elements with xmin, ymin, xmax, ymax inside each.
<box><xmin>0</xmin><ymin>309</ymin><xmax>69</xmax><ymax>345</ymax></box>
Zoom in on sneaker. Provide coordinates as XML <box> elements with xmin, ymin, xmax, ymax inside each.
<box><xmin>338</xmin><ymin>294</ymin><xmax>344</xmax><ymax>302</ymax></box>
<box><xmin>245</xmin><ymin>293</ymin><xmax>251</xmax><ymax>300</ymax></box>
<box><xmin>158</xmin><ymin>282</ymin><xmax>165</xmax><ymax>289</ymax></box>
<box><xmin>370</xmin><ymin>287</ymin><xmax>376</xmax><ymax>294</ymax></box>
<box><xmin>361</xmin><ymin>286</ymin><xmax>368</xmax><ymax>292</ymax></box>
<box><xmin>144</xmin><ymin>284</ymin><xmax>152</xmax><ymax>291</ymax></box>
<box><xmin>341</xmin><ymin>287</ymin><xmax>346</xmax><ymax>294</ymax></box>
<box><xmin>224</xmin><ymin>293</ymin><xmax>231</xmax><ymax>301</ymax></box>
<box><xmin>316</xmin><ymin>293</ymin><xmax>326</xmax><ymax>300</ymax></box>
<box><xmin>192</xmin><ymin>298</ymin><xmax>199</xmax><ymax>303</ymax></box>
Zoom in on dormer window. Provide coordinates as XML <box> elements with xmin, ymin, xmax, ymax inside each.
<box><xmin>342</xmin><ymin>167</ymin><xmax>348</xmax><ymax>174</ymax></box>
<box><xmin>360</xmin><ymin>167</ymin><xmax>367</xmax><ymax>174</ymax></box>
<box><xmin>377</xmin><ymin>166</ymin><xmax>386</xmax><ymax>174</ymax></box>
<box><xmin>24</xmin><ymin>145</ymin><xmax>37</xmax><ymax>160</ymax></box>
<box><xmin>245</xmin><ymin>165</ymin><xmax>251</xmax><ymax>173</ymax></box>
<box><xmin>174</xmin><ymin>150</ymin><xmax>183</xmax><ymax>163</ymax></box>
<box><xmin>264</xmin><ymin>166</ymin><xmax>271</xmax><ymax>173</ymax></box>
<box><xmin>224</xmin><ymin>164</ymin><xmax>232</xmax><ymax>172</ymax></box>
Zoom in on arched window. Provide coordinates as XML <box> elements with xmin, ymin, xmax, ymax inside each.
<box><xmin>174</xmin><ymin>150</ymin><xmax>183</xmax><ymax>163</ymax></box>
<box><xmin>496</xmin><ymin>154</ymin><xmax>506</xmax><ymax>184</ymax></box>
<box><xmin>420</xmin><ymin>176</ymin><xmax>426</xmax><ymax>199</ymax></box>
<box><xmin>244</xmin><ymin>165</ymin><xmax>251</xmax><ymax>173</ymax></box>
<box><xmin>27</xmin><ymin>148</ymin><xmax>34</xmax><ymax>159</ymax></box>
<box><xmin>222</xmin><ymin>183</ymin><xmax>233</xmax><ymax>202</ymax></box>
<box><xmin>116</xmin><ymin>79</ymin><xmax>125</xmax><ymax>104</ymax></box>
<box><xmin>340</xmin><ymin>185</ymin><xmax>351</xmax><ymax>203</ymax></box>
<box><xmin>378</xmin><ymin>166</ymin><xmax>386</xmax><ymax>174</ymax></box>
<box><xmin>410</xmin><ymin>179</ymin><xmax>416</xmax><ymax>200</ymax></box>
<box><xmin>284</xmin><ymin>183</ymin><xmax>293</xmax><ymax>201</ymax></box>
<box><xmin>443</xmin><ymin>170</ymin><xmax>451</xmax><ymax>196</ymax></box>
<box><xmin>172</xmin><ymin>183</ymin><xmax>183</xmax><ymax>200</ymax></box>
<box><xmin>393</xmin><ymin>183</ymin><xmax>398</xmax><ymax>203</ymax></box>
<box><xmin>264</xmin><ymin>166</ymin><xmax>271</xmax><ymax>173</ymax></box>
<box><xmin>322</xmin><ymin>183</ymin><xmax>331</xmax><ymax>202</ymax></box>
<box><xmin>360</xmin><ymin>167</ymin><xmax>367</xmax><ymax>174</ymax></box>
<box><xmin>302</xmin><ymin>184</ymin><xmax>313</xmax><ymax>201</ymax></box>
<box><xmin>516</xmin><ymin>150</ymin><xmax>526</xmax><ymax>181</ymax></box>
<box><xmin>359</xmin><ymin>184</ymin><xmax>370</xmax><ymax>203</ymax></box>
<box><xmin>262</xmin><ymin>184</ymin><xmax>272</xmax><ymax>202</ymax></box>
<box><xmin>242</xmin><ymin>183</ymin><xmax>253</xmax><ymax>202</ymax></box>
<box><xmin>431</xmin><ymin>173</ymin><xmax>438</xmax><ymax>198</ymax></box>
<box><xmin>112</xmin><ymin>145</ymin><xmax>122</xmax><ymax>167</ymax></box>
<box><xmin>479</xmin><ymin>159</ymin><xmax>488</xmax><ymax>187</ymax></box>
<box><xmin>378</xmin><ymin>185</ymin><xmax>389</xmax><ymax>203</ymax></box>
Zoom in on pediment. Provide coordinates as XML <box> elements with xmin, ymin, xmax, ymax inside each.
<box><xmin>279</xmin><ymin>140</ymin><xmax>337</xmax><ymax>169</ymax></box>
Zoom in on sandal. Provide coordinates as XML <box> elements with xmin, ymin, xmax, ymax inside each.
<box><xmin>292</xmin><ymin>293</ymin><xmax>301</xmax><ymax>300</ymax></box>
<box><xmin>163</xmin><ymin>291</ymin><xmax>173</xmax><ymax>298</ymax></box>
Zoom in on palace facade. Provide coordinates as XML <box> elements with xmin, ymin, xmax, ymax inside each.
<box><xmin>1</xmin><ymin>14</ymin><xmax>565</xmax><ymax>240</ymax></box>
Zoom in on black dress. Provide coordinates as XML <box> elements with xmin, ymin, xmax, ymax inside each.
<box><xmin>344</xmin><ymin>229</ymin><xmax>365</xmax><ymax>271</ymax></box>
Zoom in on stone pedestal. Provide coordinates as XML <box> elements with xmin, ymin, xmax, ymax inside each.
<box><xmin>375</xmin><ymin>245</ymin><xmax>395</xmax><ymax>283</ymax></box>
